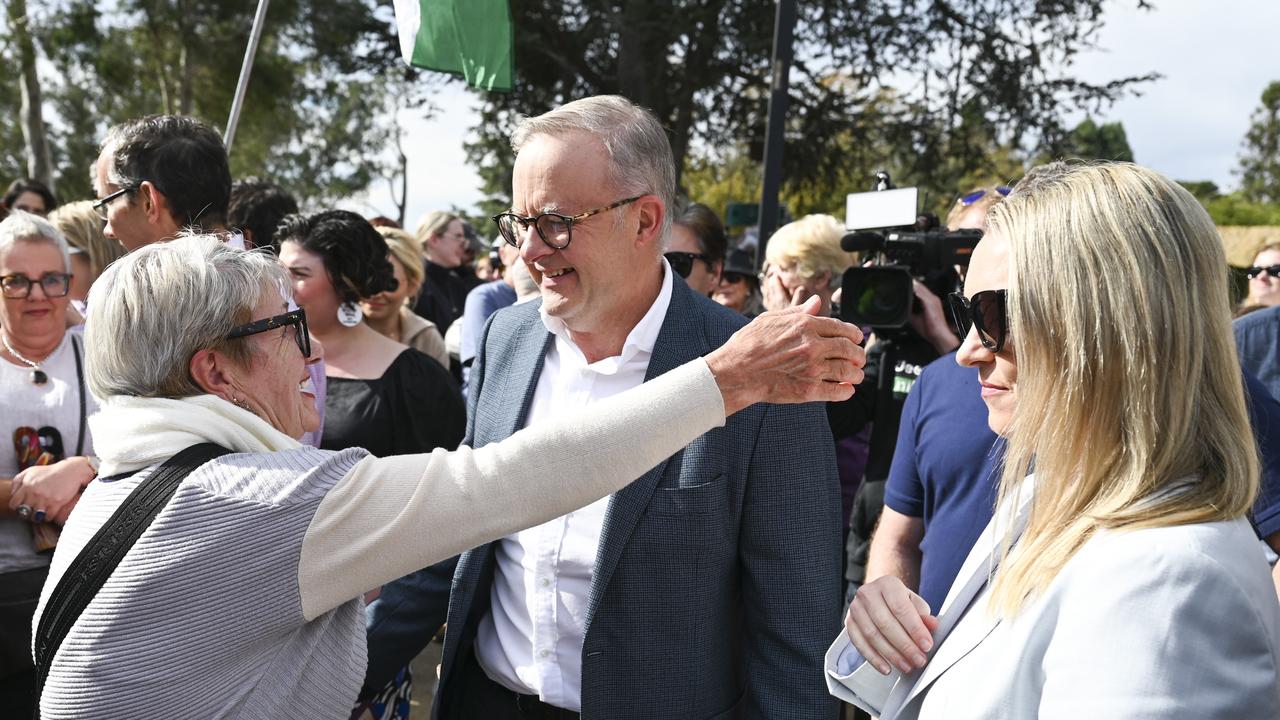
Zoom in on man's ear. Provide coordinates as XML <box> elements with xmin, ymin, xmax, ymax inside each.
<box><xmin>634</xmin><ymin>195</ymin><xmax>666</xmax><ymax>249</ymax></box>
<box><xmin>138</xmin><ymin>181</ymin><xmax>179</xmax><ymax>232</ymax></box>
<box><xmin>189</xmin><ymin>347</ymin><xmax>238</xmax><ymax>400</ymax></box>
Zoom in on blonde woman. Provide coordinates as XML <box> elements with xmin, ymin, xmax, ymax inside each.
<box><xmin>411</xmin><ymin>210</ymin><xmax>472</xmax><ymax>333</ymax></box>
<box><xmin>828</xmin><ymin>162</ymin><xmax>1280</xmax><ymax>718</ymax></box>
<box><xmin>362</xmin><ymin>226</ymin><xmax>449</xmax><ymax>369</ymax></box>
<box><xmin>761</xmin><ymin>214</ymin><xmax>857</xmax><ymax>316</ymax></box>
<box><xmin>48</xmin><ymin>201</ymin><xmax>125</xmax><ymax>309</ymax></box>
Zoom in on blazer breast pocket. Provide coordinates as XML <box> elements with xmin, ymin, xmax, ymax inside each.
<box><xmin>646</xmin><ymin>474</ymin><xmax>728</xmax><ymax>517</ymax></box>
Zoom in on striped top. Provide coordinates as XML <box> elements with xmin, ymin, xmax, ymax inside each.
<box><xmin>31</xmin><ymin>358</ymin><xmax>727</xmax><ymax>719</ymax></box>
<box><xmin>37</xmin><ymin>448</ymin><xmax>369</xmax><ymax>719</ymax></box>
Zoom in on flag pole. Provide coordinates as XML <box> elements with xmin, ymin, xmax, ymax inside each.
<box><xmin>224</xmin><ymin>0</ymin><xmax>271</xmax><ymax>153</ymax></box>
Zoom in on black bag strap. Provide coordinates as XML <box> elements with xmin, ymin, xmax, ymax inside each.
<box><xmin>32</xmin><ymin>442</ymin><xmax>232</xmax><ymax>715</ymax></box>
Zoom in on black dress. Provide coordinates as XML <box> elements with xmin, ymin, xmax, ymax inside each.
<box><xmin>326</xmin><ymin>349</ymin><xmax>465</xmax><ymax>720</ymax></box>
<box><xmin>321</xmin><ymin>349</ymin><xmax>465</xmax><ymax>457</ymax></box>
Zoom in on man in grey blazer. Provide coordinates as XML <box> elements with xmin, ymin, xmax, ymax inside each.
<box><xmin>430</xmin><ymin>96</ymin><xmax>843</xmax><ymax>719</ymax></box>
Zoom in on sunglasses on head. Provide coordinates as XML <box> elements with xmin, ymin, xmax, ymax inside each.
<box><xmin>958</xmin><ymin>187</ymin><xmax>1012</xmax><ymax>206</ymax></box>
<box><xmin>946</xmin><ymin>289</ymin><xmax>1009</xmax><ymax>352</ymax></box>
<box><xmin>1247</xmin><ymin>265</ymin><xmax>1280</xmax><ymax>280</ymax></box>
<box><xmin>664</xmin><ymin>251</ymin><xmax>712</xmax><ymax>279</ymax></box>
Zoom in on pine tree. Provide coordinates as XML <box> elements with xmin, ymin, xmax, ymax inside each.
<box><xmin>1238</xmin><ymin>82</ymin><xmax>1280</xmax><ymax>205</ymax></box>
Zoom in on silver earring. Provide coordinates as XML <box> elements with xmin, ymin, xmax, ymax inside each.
<box><xmin>337</xmin><ymin>302</ymin><xmax>363</xmax><ymax>327</ymax></box>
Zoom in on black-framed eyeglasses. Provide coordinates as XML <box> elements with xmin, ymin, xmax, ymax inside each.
<box><xmin>0</xmin><ymin>273</ymin><xmax>72</xmax><ymax>299</ymax></box>
<box><xmin>1247</xmin><ymin>265</ymin><xmax>1280</xmax><ymax>280</ymax></box>
<box><xmin>958</xmin><ymin>187</ymin><xmax>1012</xmax><ymax>207</ymax></box>
<box><xmin>227</xmin><ymin>309</ymin><xmax>311</xmax><ymax>358</ymax></box>
<box><xmin>92</xmin><ymin>185</ymin><xmax>139</xmax><ymax>221</ymax></box>
<box><xmin>492</xmin><ymin>196</ymin><xmax>645</xmax><ymax>250</ymax></box>
<box><xmin>664</xmin><ymin>251</ymin><xmax>713</xmax><ymax>279</ymax></box>
<box><xmin>946</xmin><ymin>289</ymin><xmax>1009</xmax><ymax>352</ymax></box>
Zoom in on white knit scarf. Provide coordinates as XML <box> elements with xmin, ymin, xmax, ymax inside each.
<box><xmin>89</xmin><ymin>394</ymin><xmax>301</xmax><ymax>476</ymax></box>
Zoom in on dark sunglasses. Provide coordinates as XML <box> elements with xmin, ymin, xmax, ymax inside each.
<box><xmin>958</xmin><ymin>187</ymin><xmax>1012</xmax><ymax>206</ymax></box>
<box><xmin>1247</xmin><ymin>265</ymin><xmax>1280</xmax><ymax>280</ymax></box>
<box><xmin>946</xmin><ymin>290</ymin><xmax>1009</xmax><ymax>352</ymax></box>
<box><xmin>227</xmin><ymin>309</ymin><xmax>311</xmax><ymax>358</ymax></box>
<box><xmin>664</xmin><ymin>251</ymin><xmax>712</xmax><ymax>279</ymax></box>
<box><xmin>720</xmin><ymin>271</ymin><xmax>752</xmax><ymax>285</ymax></box>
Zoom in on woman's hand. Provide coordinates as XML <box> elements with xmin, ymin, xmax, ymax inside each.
<box><xmin>10</xmin><ymin>457</ymin><xmax>96</xmax><ymax>525</ymax></box>
<box><xmin>761</xmin><ymin>270</ymin><xmax>805</xmax><ymax>312</ymax></box>
<box><xmin>845</xmin><ymin>576</ymin><xmax>940</xmax><ymax>675</ymax></box>
<box><xmin>706</xmin><ymin>296</ymin><xmax>865</xmax><ymax>413</ymax></box>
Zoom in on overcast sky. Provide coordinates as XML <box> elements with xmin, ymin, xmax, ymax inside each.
<box><xmin>356</xmin><ymin>0</ymin><xmax>1280</xmax><ymax>228</ymax></box>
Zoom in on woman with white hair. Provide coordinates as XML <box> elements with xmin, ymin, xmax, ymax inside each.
<box><xmin>828</xmin><ymin>162</ymin><xmax>1280</xmax><ymax>718</ymax></box>
<box><xmin>32</xmin><ymin>234</ymin><xmax>862</xmax><ymax>718</ymax></box>
<box><xmin>0</xmin><ymin>211</ymin><xmax>99</xmax><ymax>716</ymax></box>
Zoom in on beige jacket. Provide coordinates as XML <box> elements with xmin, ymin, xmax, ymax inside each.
<box><xmin>400</xmin><ymin>306</ymin><xmax>450</xmax><ymax>368</ymax></box>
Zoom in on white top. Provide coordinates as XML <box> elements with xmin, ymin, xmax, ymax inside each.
<box><xmin>0</xmin><ymin>327</ymin><xmax>97</xmax><ymax>573</ymax></box>
<box><xmin>826</xmin><ymin>483</ymin><xmax>1280</xmax><ymax>719</ymax></box>
<box><xmin>475</xmin><ymin>260</ymin><xmax>674</xmax><ymax>711</ymax></box>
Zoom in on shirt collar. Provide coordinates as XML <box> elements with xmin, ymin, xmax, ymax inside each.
<box><xmin>539</xmin><ymin>257</ymin><xmax>674</xmax><ymax>370</ymax></box>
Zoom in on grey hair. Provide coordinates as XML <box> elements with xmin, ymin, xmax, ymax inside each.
<box><xmin>85</xmin><ymin>234</ymin><xmax>289</xmax><ymax>398</ymax></box>
<box><xmin>511</xmin><ymin>95</ymin><xmax>677</xmax><ymax>243</ymax></box>
<box><xmin>0</xmin><ymin>210</ymin><xmax>72</xmax><ymax>273</ymax></box>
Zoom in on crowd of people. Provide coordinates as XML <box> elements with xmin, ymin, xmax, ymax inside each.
<box><xmin>0</xmin><ymin>92</ymin><xmax>1278</xmax><ymax>720</ymax></box>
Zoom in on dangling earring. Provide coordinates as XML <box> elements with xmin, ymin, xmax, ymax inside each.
<box><xmin>337</xmin><ymin>302</ymin><xmax>363</xmax><ymax>327</ymax></box>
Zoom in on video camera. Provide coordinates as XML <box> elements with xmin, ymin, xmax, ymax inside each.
<box><xmin>839</xmin><ymin>173</ymin><xmax>981</xmax><ymax>329</ymax></box>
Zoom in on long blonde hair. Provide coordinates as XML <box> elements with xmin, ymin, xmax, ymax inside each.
<box><xmin>987</xmin><ymin>161</ymin><xmax>1258</xmax><ymax>615</ymax></box>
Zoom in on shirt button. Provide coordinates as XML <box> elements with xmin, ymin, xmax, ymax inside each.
<box><xmin>541</xmin><ymin>578</ymin><xmax>551</xmax><ymax>587</ymax></box>
<box><xmin>540</xmin><ymin>649</ymin><xmax>551</xmax><ymax>658</ymax></box>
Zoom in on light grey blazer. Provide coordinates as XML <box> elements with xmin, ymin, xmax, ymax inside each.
<box><xmin>827</xmin><ymin>492</ymin><xmax>1280</xmax><ymax>719</ymax></box>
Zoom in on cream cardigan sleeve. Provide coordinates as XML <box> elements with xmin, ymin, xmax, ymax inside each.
<box><xmin>298</xmin><ymin>357</ymin><xmax>726</xmax><ymax>619</ymax></box>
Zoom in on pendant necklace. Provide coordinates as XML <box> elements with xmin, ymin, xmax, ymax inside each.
<box><xmin>1</xmin><ymin>331</ymin><xmax>50</xmax><ymax>385</ymax></box>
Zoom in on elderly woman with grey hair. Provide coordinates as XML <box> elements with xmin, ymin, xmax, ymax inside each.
<box><xmin>0</xmin><ymin>212</ymin><xmax>99</xmax><ymax>717</ymax></box>
<box><xmin>32</xmin><ymin>234</ymin><xmax>863</xmax><ymax>718</ymax></box>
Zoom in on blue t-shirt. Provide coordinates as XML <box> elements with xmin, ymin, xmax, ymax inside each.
<box><xmin>886</xmin><ymin>353</ymin><xmax>1280</xmax><ymax>615</ymax></box>
<box><xmin>883</xmin><ymin>353</ymin><xmax>1000</xmax><ymax>613</ymax></box>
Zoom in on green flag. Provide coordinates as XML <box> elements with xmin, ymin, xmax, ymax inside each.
<box><xmin>393</xmin><ymin>0</ymin><xmax>514</xmax><ymax>92</ymax></box>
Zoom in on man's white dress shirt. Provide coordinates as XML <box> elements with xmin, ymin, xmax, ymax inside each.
<box><xmin>475</xmin><ymin>261</ymin><xmax>674</xmax><ymax>712</ymax></box>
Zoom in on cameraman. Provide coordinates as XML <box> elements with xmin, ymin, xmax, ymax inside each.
<box><xmin>849</xmin><ymin>185</ymin><xmax>1008</xmax><ymax>604</ymax></box>
<box><xmin>827</xmin><ymin>195</ymin><xmax>1004</xmax><ymax>603</ymax></box>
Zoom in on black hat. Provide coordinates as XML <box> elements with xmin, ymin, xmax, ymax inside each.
<box><xmin>721</xmin><ymin>248</ymin><xmax>758</xmax><ymax>282</ymax></box>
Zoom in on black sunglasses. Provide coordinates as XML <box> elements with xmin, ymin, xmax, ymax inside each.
<box><xmin>946</xmin><ymin>290</ymin><xmax>1009</xmax><ymax>352</ymax></box>
<box><xmin>227</xmin><ymin>309</ymin><xmax>311</xmax><ymax>358</ymax></box>
<box><xmin>1247</xmin><ymin>265</ymin><xmax>1280</xmax><ymax>280</ymax></box>
<box><xmin>664</xmin><ymin>251</ymin><xmax>713</xmax><ymax>279</ymax></box>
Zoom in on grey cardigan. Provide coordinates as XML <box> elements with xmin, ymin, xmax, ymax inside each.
<box><xmin>34</xmin><ymin>360</ymin><xmax>725</xmax><ymax>719</ymax></box>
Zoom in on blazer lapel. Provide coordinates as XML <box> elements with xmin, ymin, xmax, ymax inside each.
<box><xmin>584</xmin><ymin>281</ymin><xmax>705</xmax><ymax>629</ymax></box>
<box><xmin>883</xmin><ymin>480</ymin><xmax>1036</xmax><ymax>718</ymax></box>
<box><xmin>492</xmin><ymin>320</ymin><xmax>553</xmax><ymax>444</ymax></box>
